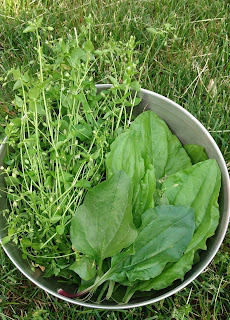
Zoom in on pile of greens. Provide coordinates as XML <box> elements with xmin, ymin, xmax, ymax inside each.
<box><xmin>1</xmin><ymin>18</ymin><xmax>141</xmax><ymax>281</ymax></box>
<box><xmin>61</xmin><ymin>110</ymin><xmax>221</xmax><ymax>303</ymax></box>
<box><xmin>0</xmin><ymin>18</ymin><xmax>221</xmax><ymax>304</ymax></box>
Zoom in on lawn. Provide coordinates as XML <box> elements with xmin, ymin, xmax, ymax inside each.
<box><xmin>0</xmin><ymin>0</ymin><xmax>229</xmax><ymax>319</ymax></box>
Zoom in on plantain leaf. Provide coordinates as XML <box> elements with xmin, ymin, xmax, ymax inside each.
<box><xmin>69</xmin><ymin>257</ymin><xmax>96</xmax><ymax>281</ymax></box>
<box><xmin>108</xmin><ymin>205</ymin><xmax>195</xmax><ymax>283</ymax></box>
<box><xmin>132</xmin><ymin>159</ymin><xmax>221</xmax><ymax>293</ymax></box>
<box><xmin>70</xmin><ymin>171</ymin><xmax>138</xmax><ymax>265</ymax></box>
<box><xmin>160</xmin><ymin>159</ymin><xmax>221</xmax><ymax>229</ymax></box>
<box><xmin>184</xmin><ymin>144</ymin><xmax>208</xmax><ymax>164</ymax></box>
<box><xmin>106</xmin><ymin>130</ymin><xmax>155</xmax><ymax>227</ymax></box>
<box><xmin>130</xmin><ymin>111</ymin><xmax>192</xmax><ymax>179</ymax></box>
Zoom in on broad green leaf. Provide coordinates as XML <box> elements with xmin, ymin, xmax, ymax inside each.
<box><xmin>131</xmin><ymin>249</ymin><xmax>195</xmax><ymax>293</ymax></box>
<box><xmin>184</xmin><ymin>144</ymin><xmax>208</xmax><ymax>164</ymax></box>
<box><xmin>69</xmin><ymin>257</ymin><xmax>96</xmax><ymax>281</ymax></box>
<box><xmin>14</xmin><ymin>95</ymin><xmax>23</xmax><ymax>108</ymax></box>
<box><xmin>106</xmin><ymin>130</ymin><xmax>155</xmax><ymax>227</ymax></box>
<box><xmin>106</xmin><ymin>131</ymin><xmax>145</xmax><ymax>195</ymax></box>
<box><xmin>132</xmin><ymin>164</ymin><xmax>155</xmax><ymax>226</ymax></box>
<box><xmin>70</xmin><ymin>171</ymin><xmax>138</xmax><ymax>264</ymax></box>
<box><xmin>161</xmin><ymin>159</ymin><xmax>221</xmax><ymax>229</ymax></box>
<box><xmin>130</xmin><ymin>111</ymin><xmax>192</xmax><ymax>179</ymax></box>
<box><xmin>136</xmin><ymin>159</ymin><xmax>221</xmax><ymax>292</ymax></box>
<box><xmin>109</xmin><ymin>205</ymin><xmax>195</xmax><ymax>283</ymax></box>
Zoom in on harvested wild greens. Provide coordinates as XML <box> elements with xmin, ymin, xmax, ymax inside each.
<box><xmin>1</xmin><ymin>18</ymin><xmax>221</xmax><ymax>305</ymax></box>
<box><xmin>63</xmin><ymin>110</ymin><xmax>221</xmax><ymax>303</ymax></box>
<box><xmin>1</xmin><ymin>19</ymin><xmax>141</xmax><ymax>281</ymax></box>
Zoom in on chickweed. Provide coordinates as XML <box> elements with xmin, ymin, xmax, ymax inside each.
<box><xmin>1</xmin><ymin>16</ymin><xmax>141</xmax><ymax>281</ymax></box>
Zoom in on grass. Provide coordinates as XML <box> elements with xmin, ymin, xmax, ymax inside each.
<box><xmin>0</xmin><ymin>0</ymin><xmax>229</xmax><ymax>318</ymax></box>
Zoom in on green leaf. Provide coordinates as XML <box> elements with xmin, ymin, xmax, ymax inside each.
<box><xmin>14</xmin><ymin>95</ymin><xmax>23</xmax><ymax>108</ymax></box>
<box><xmin>109</xmin><ymin>205</ymin><xmax>195</xmax><ymax>283</ymax></box>
<box><xmin>70</xmin><ymin>171</ymin><xmax>138</xmax><ymax>264</ymax></box>
<box><xmin>13</xmin><ymin>80</ymin><xmax>22</xmax><ymax>91</ymax></box>
<box><xmin>29</xmin><ymin>87</ymin><xmax>40</xmax><ymax>100</ymax></box>
<box><xmin>84</xmin><ymin>40</ymin><xmax>94</xmax><ymax>52</ymax></box>
<box><xmin>75</xmin><ymin>179</ymin><xmax>91</xmax><ymax>189</ymax></box>
<box><xmin>73</xmin><ymin>123</ymin><xmax>92</xmax><ymax>141</ymax></box>
<box><xmin>44</xmin><ymin>176</ymin><xmax>53</xmax><ymax>189</ymax></box>
<box><xmin>140</xmin><ymin>159</ymin><xmax>221</xmax><ymax>291</ymax></box>
<box><xmin>50</xmin><ymin>216</ymin><xmax>61</xmax><ymax>224</ymax></box>
<box><xmin>130</xmin><ymin>81</ymin><xmax>141</xmax><ymax>91</ymax></box>
<box><xmin>133</xmin><ymin>164</ymin><xmax>155</xmax><ymax>227</ymax></box>
<box><xmin>71</xmin><ymin>48</ymin><xmax>87</xmax><ymax>62</ymax></box>
<box><xmin>1</xmin><ymin>235</ymin><xmax>11</xmax><ymax>245</ymax></box>
<box><xmin>21</xmin><ymin>238</ymin><xmax>31</xmax><ymax>247</ymax></box>
<box><xmin>133</xmin><ymin>97</ymin><xmax>142</xmax><ymax>106</ymax></box>
<box><xmin>184</xmin><ymin>144</ymin><xmax>208</xmax><ymax>164</ymax></box>
<box><xmin>56</xmin><ymin>225</ymin><xmax>65</xmax><ymax>235</ymax></box>
<box><xmin>132</xmin><ymin>249</ymin><xmax>196</xmax><ymax>293</ymax></box>
<box><xmin>11</xmin><ymin>68</ymin><xmax>21</xmax><ymax>80</ymax></box>
<box><xmin>23</xmin><ymin>24</ymin><xmax>37</xmax><ymax>33</ymax></box>
<box><xmin>130</xmin><ymin>111</ymin><xmax>192</xmax><ymax>179</ymax></box>
<box><xmin>106</xmin><ymin>130</ymin><xmax>155</xmax><ymax>227</ymax></box>
<box><xmin>59</xmin><ymin>172</ymin><xmax>73</xmax><ymax>183</ymax></box>
<box><xmin>142</xmin><ymin>205</ymin><xmax>219</xmax><ymax>292</ymax></box>
<box><xmin>107</xmin><ymin>76</ymin><xmax>119</xmax><ymax>86</ymax></box>
<box><xmin>36</xmin><ymin>16</ymin><xmax>43</xmax><ymax>28</ymax></box>
<box><xmin>161</xmin><ymin>159</ymin><xmax>220</xmax><ymax>229</ymax></box>
<box><xmin>11</xmin><ymin>118</ymin><xmax>21</xmax><ymax>127</ymax></box>
<box><xmin>28</xmin><ymin>101</ymin><xmax>45</xmax><ymax>115</ymax></box>
<box><xmin>69</xmin><ymin>257</ymin><xmax>96</xmax><ymax>281</ymax></box>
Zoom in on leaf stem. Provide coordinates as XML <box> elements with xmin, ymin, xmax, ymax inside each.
<box><xmin>122</xmin><ymin>286</ymin><xmax>135</xmax><ymax>304</ymax></box>
<box><xmin>105</xmin><ymin>280</ymin><xmax>115</xmax><ymax>300</ymax></box>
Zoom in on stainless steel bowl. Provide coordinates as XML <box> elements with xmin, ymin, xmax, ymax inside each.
<box><xmin>0</xmin><ymin>85</ymin><xmax>229</xmax><ymax>309</ymax></box>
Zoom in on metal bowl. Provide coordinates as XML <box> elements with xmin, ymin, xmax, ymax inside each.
<box><xmin>0</xmin><ymin>85</ymin><xmax>229</xmax><ymax>309</ymax></box>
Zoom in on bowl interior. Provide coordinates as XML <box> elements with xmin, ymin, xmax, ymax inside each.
<box><xmin>0</xmin><ymin>86</ymin><xmax>229</xmax><ymax>309</ymax></box>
